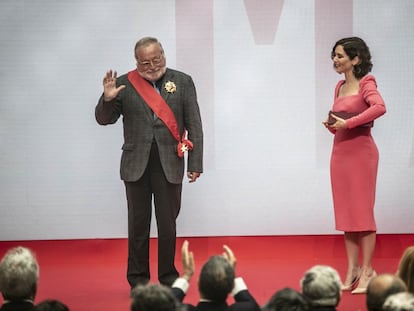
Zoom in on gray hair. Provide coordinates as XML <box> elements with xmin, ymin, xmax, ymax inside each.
<box><xmin>301</xmin><ymin>265</ymin><xmax>342</xmax><ymax>307</ymax></box>
<box><xmin>384</xmin><ymin>292</ymin><xmax>414</xmax><ymax>311</ymax></box>
<box><xmin>134</xmin><ymin>37</ymin><xmax>164</xmax><ymax>59</ymax></box>
<box><xmin>0</xmin><ymin>246</ymin><xmax>39</xmax><ymax>301</ymax></box>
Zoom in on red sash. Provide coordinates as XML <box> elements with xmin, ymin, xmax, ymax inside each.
<box><xmin>127</xmin><ymin>70</ymin><xmax>193</xmax><ymax>157</ymax></box>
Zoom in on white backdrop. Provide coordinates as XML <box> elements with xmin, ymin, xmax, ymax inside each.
<box><xmin>1</xmin><ymin>0</ymin><xmax>413</xmax><ymax>240</ymax></box>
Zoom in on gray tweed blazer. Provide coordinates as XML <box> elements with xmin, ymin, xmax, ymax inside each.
<box><xmin>95</xmin><ymin>68</ymin><xmax>203</xmax><ymax>184</ymax></box>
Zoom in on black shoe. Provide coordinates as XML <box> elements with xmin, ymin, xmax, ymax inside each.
<box><xmin>159</xmin><ymin>275</ymin><xmax>178</xmax><ymax>287</ymax></box>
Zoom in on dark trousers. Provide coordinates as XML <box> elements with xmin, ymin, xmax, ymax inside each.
<box><xmin>124</xmin><ymin>142</ymin><xmax>181</xmax><ymax>288</ymax></box>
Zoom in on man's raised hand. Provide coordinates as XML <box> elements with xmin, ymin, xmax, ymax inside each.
<box><xmin>103</xmin><ymin>69</ymin><xmax>125</xmax><ymax>101</ymax></box>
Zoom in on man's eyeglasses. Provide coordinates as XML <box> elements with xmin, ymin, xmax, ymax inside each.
<box><xmin>138</xmin><ymin>54</ymin><xmax>164</xmax><ymax>68</ymax></box>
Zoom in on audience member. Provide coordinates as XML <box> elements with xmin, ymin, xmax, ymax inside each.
<box><xmin>366</xmin><ymin>274</ymin><xmax>407</xmax><ymax>311</ymax></box>
<box><xmin>300</xmin><ymin>265</ymin><xmax>342</xmax><ymax>311</ymax></box>
<box><xmin>383</xmin><ymin>292</ymin><xmax>414</xmax><ymax>311</ymax></box>
<box><xmin>171</xmin><ymin>240</ymin><xmax>261</xmax><ymax>311</ymax></box>
<box><xmin>0</xmin><ymin>246</ymin><xmax>39</xmax><ymax>311</ymax></box>
<box><xmin>397</xmin><ymin>246</ymin><xmax>414</xmax><ymax>294</ymax></box>
<box><xmin>130</xmin><ymin>283</ymin><xmax>183</xmax><ymax>311</ymax></box>
<box><xmin>35</xmin><ymin>300</ymin><xmax>69</xmax><ymax>311</ymax></box>
<box><xmin>263</xmin><ymin>287</ymin><xmax>309</xmax><ymax>311</ymax></box>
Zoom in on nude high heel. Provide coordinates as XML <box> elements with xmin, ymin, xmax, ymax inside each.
<box><xmin>351</xmin><ymin>269</ymin><xmax>377</xmax><ymax>294</ymax></box>
<box><xmin>342</xmin><ymin>266</ymin><xmax>361</xmax><ymax>291</ymax></box>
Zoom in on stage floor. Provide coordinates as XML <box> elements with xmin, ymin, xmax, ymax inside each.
<box><xmin>1</xmin><ymin>234</ymin><xmax>413</xmax><ymax>311</ymax></box>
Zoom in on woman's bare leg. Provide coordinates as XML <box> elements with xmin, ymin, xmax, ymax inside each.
<box><xmin>343</xmin><ymin>232</ymin><xmax>361</xmax><ymax>290</ymax></box>
<box><xmin>352</xmin><ymin>231</ymin><xmax>376</xmax><ymax>294</ymax></box>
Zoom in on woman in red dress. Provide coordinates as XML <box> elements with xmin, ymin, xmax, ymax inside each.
<box><xmin>323</xmin><ymin>37</ymin><xmax>386</xmax><ymax>294</ymax></box>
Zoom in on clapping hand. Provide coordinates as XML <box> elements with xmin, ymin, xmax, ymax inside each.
<box><xmin>222</xmin><ymin>245</ymin><xmax>237</xmax><ymax>269</ymax></box>
<box><xmin>181</xmin><ymin>240</ymin><xmax>195</xmax><ymax>281</ymax></box>
<box><xmin>102</xmin><ymin>69</ymin><xmax>126</xmax><ymax>101</ymax></box>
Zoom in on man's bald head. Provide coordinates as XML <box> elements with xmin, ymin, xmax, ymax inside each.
<box><xmin>366</xmin><ymin>274</ymin><xmax>407</xmax><ymax>311</ymax></box>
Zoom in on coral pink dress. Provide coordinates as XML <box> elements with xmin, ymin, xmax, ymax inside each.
<box><xmin>330</xmin><ymin>75</ymin><xmax>386</xmax><ymax>231</ymax></box>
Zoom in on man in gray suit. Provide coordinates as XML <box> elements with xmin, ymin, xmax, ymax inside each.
<box><xmin>95</xmin><ymin>36</ymin><xmax>203</xmax><ymax>289</ymax></box>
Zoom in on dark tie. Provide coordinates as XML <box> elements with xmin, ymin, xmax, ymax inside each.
<box><xmin>152</xmin><ymin>82</ymin><xmax>159</xmax><ymax>119</ymax></box>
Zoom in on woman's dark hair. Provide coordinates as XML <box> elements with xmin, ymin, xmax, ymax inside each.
<box><xmin>331</xmin><ymin>37</ymin><xmax>373</xmax><ymax>79</ymax></box>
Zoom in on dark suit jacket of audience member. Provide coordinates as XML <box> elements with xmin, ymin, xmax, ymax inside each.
<box><xmin>172</xmin><ymin>287</ymin><xmax>261</xmax><ymax>311</ymax></box>
<box><xmin>0</xmin><ymin>301</ymin><xmax>35</xmax><ymax>311</ymax></box>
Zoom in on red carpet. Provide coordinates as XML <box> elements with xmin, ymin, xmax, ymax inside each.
<box><xmin>0</xmin><ymin>234</ymin><xmax>413</xmax><ymax>311</ymax></box>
